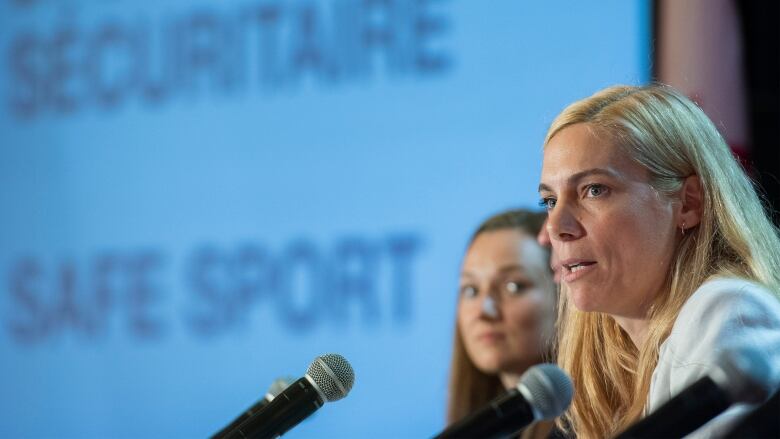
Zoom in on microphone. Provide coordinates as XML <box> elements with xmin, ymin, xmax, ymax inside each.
<box><xmin>212</xmin><ymin>377</ymin><xmax>294</xmax><ymax>439</ymax></box>
<box><xmin>615</xmin><ymin>348</ymin><xmax>772</xmax><ymax>439</ymax></box>
<box><xmin>225</xmin><ymin>354</ymin><xmax>355</xmax><ymax>439</ymax></box>
<box><xmin>725</xmin><ymin>387</ymin><xmax>780</xmax><ymax>438</ymax></box>
<box><xmin>433</xmin><ymin>364</ymin><xmax>574</xmax><ymax>439</ymax></box>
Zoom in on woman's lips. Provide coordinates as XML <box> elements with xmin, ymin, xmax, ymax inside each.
<box><xmin>558</xmin><ymin>259</ymin><xmax>597</xmax><ymax>283</ymax></box>
<box><xmin>477</xmin><ymin>331</ymin><xmax>506</xmax><ymax>343</ymax></box>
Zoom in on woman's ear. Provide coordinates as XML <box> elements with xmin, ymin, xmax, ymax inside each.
<box><xmin>678</xmin><ymin>175</ymin><xmax>703</xmax><ymax>230</ymax></box>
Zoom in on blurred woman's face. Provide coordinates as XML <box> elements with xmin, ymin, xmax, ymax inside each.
<box><xmin>458</xmin><ymin>229</ymin><xmax>554</xmax><ymax>375</ymax></box>
<box><xmin>538</xmin><ymin>123</ymin><xmax>678</xmax><ymax>319</ymax></box>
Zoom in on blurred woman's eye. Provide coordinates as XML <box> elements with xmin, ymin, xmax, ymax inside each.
<box><xmin>459</xmin><ymin>285</ymin><xmax>478</xmax><ymax>299</ymax></box>
<box><xmin>504</xmin><ymin>280</ymin><xmax>531</xmax><ymax>295</ymax></box>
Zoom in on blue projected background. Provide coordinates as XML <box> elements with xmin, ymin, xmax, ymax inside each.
<box><xmin>0</xmin><ymin>1</ymin><xmax>649</xmax><ymax>437</ymax></box>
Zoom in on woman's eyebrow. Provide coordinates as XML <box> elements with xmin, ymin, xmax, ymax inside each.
<box><xmin>496</xmin><ymin>264</ymin><xmax>526</xmax><ymax>274</ymax></box>
<box><xmin>538</xmin><ymin>168</ymin><xmax>619</xmax><ymax>193</ymax></box>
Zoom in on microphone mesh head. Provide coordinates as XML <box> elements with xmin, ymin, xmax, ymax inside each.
<box><xmin>305</xmin><ymin>353</ymin><xmax>355</xmax><ymax>402</ymax></box>
<box><xmin>518</xmin><ymin>364</ymin><xmax>574</xmax><ymax>420</ymax></box>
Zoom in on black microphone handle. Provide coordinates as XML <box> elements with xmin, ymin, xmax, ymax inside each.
<box><xmin>212</xmin><ymin>395</ymin><xmax>272</xmax><ymax>439</ymax></box>
<box><xmin>225</xmin><ymin>377</ymin><xmax>323</xmax><ymax>439</ymax></box>
<box><xmin>434</xmin><ymin>388</ymin><xmax>536</xmax><ymax>439</ymax></box>
<box><xmin>616</xmin><ymin>376</ymin><xmax>731</xmax><ymax>439</ymax></box>
<box><xmin>725</xmin><ymin>388</ymin><xmax>779</xmax><ymax>438</ymax></box>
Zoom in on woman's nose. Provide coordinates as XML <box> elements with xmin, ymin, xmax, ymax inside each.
<box><xmin>480</xmin><ymin>295</ymin><xmax>499</xmax><ymax>319</ymax></box>
<box><xmin>547</xmin><ymin>202</ymin><xmax>585</xmax><ymax>242</ymax></box>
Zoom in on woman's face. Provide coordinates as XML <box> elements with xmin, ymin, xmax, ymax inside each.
<box><xmin>458</xmin><ymin>229</ymin><xmax>554</xmax><ymax>375</ymax></box>
<box><xmin>538</xmin><ymin>123</ymin><xmax>678</xmax><ymax>319</ymax></box>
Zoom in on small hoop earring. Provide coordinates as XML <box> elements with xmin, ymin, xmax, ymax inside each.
<box><xmin>680</xmin><ymin>221</ymin><xmax>686</xmax><ymax>236</ymax></box>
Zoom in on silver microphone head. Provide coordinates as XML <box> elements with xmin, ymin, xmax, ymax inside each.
<box><xmin>304</xmin><ymin>353</ymin><xmax>355</xmax><ymax>402</ymax></box>
<box><xmin>517</xmin><ymin>363</ymin><xmax>574</xmax><ymax>420</ymax></box>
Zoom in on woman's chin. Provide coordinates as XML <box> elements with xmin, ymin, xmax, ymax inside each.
<box><xmin>473</xmin><ymin>352</ymin><xmax>521</xmax><ymax>374</ymax></box>
<box><xmin>473</xmin><ymin>357</ymin><xmax>503</xmax><ymax>374</ymax></box>
<box><xmin>474</xmin><ymin>355</ymin><xmax>534</xmax><ymax>376</ymax></box>
<box><xmin>568</xmin><ymin>288</ymin><xmax>603</xmax><ymax>313</ymax></box>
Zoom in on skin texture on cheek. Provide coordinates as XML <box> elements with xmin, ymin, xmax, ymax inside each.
<box><xmin>578</xmin><ymin>208</ymin><xmax>670</xmax><ymax>315</ymax></box>
<box><xmin>459</xmin><ymin>293</ymin><xmax>545</xmax><ymax>373</ymax></box>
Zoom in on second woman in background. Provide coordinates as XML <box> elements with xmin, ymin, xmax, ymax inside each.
<box><xmin>447</xmin><ymin>209</ymin><xmax>557</xmax><ymax>439</ymax></box>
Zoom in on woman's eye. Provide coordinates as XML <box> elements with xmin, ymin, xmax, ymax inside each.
<box><xmin>504</xmin><ymin>280</ymin><xmax>530</xmax><ymax>295</ymax></box>
<box><xmin>585</xmin><ymin>184</ymin><xmax>608</xmax><ymax>198</ymax></box>
<box><xmin>460</xmin><ymin>285</ymin><xmax>478</xmax><ymax>298</ymax></box>
<box><xmin>538</xmin><ymin>197</ymin><xmax>556</xmax><ymax>210</ymax></box>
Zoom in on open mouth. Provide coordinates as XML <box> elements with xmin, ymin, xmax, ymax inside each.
<box><xmin>564</xmin><ymin>261</ymin><xmax>596</xmax><ymax>273</ymax></box>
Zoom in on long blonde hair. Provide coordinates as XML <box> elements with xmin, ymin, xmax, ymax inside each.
<box><xmin>549</xmin><ymin>84</ymin><xmax>780</xmax><ymax>438</ymax></box>
<box><xmin>446</xmin><ymin>209</ymin><xmax>553</xmax><ymax>423</ymax></box>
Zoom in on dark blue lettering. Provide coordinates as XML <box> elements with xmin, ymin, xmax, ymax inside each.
<box><xmin>289</xmin><ymin>4</ymin><xmax>327</xmax><ymax>80</ymax></box>
<box><xmin>4</xmin><ymin>1</ymin><xmax>453</xmax><ymax>119</ymax></box>
<box><xmin>241</xmin><ymin>4</ymin><xmax>284</xmax><ymax>87</ymax></box>
<box><xmin>49</xmin><ymin>26</ymin><xmax>80</xmax><ymax>114</ymax></box>
<box><xmin>329</xmin><ymin>237</ymin><xmax>380</xmax><ymax>326</ymax></box>
<box><xmin>386</xmin><ymin>233</ymin><xmax>423</xmax><ymax>322</ymax></box>
<box><xmin>180</xmin><ymin>11</ymin><xmax>228</xmax><ymax>95</ymax></box>
<box><xmin>54</xmin><ymin>260</ymin><xmax>88</xmax><ymax>334</ymax></box>
<box><xmin>126</xmin><ymin>251</ymin><xmax>166</xmax><ymax>339</ymax></box>
<box><xmin>6</xmin><ymin>258</ymin><xmax>49</xmax><ymax>343</ymax></box>
<box><xmin>275</xmin><ymin>240</ymin><xmax>321</xmax><ymax>333</ymax></box>
<box><xmin>186</xmin><ymin>246</ymin><xmax>230</xmax><ymax>336</ymax></box>
<box><xmin>331</xmin><ymin>0</ymin><xmax>362</xmax><ymax>81</ymax></box>
<box><xmin>91</xmin><ymin>252</ymin><xmax>121</xmax><ymax>335</ymax></box>
<box><xmin>7</xmin><ymin>33</ymin><xmax>42</xmax><ymax>118</ymax></box>
<box><xmin>135</xmin><ymin>18</ymin><xmax>175</xmax><ymax>105</ymax></box>
<box><xmin>413</xmin><ymin>0</ymin><xmax>451</xmax><ymax>73</ymax></box>
<box><xmin>84</xmin><ymin>23</ymin><xmax>135</xmax><ymax>109</ymax></box>
<box><xmin>359</xmin><ymin>0</ymin><xmax>398</xmax><ymax>74</ymax></box>
<box><xmin>233</xmin><ymin>244</ymin><xmax>276</xmax><ymax>305</ymax></box>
